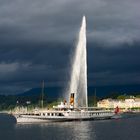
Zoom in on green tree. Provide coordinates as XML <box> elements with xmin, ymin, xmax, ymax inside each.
<box><xmin>117</xmin><ymin>95</ymin><xmax>126</xmax><ymax>100</ymax></box>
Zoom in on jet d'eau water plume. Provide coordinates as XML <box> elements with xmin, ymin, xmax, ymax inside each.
<box><xmin>65</xmin><ymin>16</ymin><xmax>88</xmax><ymax>107</ymax></box>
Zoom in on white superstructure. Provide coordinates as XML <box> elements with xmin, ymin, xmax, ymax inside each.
<box><xmin>13</xmin><ymin>105</ymin><xmax>115</xmax><ymax>123</ymax></box>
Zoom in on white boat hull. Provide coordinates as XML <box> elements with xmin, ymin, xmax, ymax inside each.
<box><xmin>13</xmin><ymin>111</ymin><xmax>115</xmax><ymax>123</ymax></box>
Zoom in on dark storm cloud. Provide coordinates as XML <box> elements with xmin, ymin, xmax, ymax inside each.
<box><xmin>87</xmin><ymin>42</ymin><xmax>140</xmax><ymax>86</ymax></box>
<box><xmin>1</xmin><ymin>0</ymin><xmax>140</xmax><ymax>43</ymax></box>
<box><xmin>0</xmin><ymin>0</ymin><xmax>140</xmax><ymax>94</ymax></box>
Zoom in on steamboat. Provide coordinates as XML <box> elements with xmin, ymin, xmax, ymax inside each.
<box><xmin>13</xmin><ymin>93</ymin><xmax>116</xmax><ymax>123</ymax></box>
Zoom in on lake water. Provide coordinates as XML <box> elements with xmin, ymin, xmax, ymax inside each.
<box><xmin>0</xmin><ymin>113</ymin><xmax>140</xmax><ymax>140</ymax></box>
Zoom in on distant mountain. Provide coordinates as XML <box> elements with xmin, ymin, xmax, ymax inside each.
<box><xmin>0</xmin><ymin>84</ymin><xmax>140</xmax><ymax>111</ymax></box>
<box><xmin>19</xmin><ymin>87</ymin><xmax>64</xmax><ymax>100</ymax></box>
<box><xmin>19</xmin><ymin>84</ymin><xmax>140</xmax><ymax>98</ymax></box>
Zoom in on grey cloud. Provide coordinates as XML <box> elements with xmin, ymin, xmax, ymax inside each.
<box><xmin>0</xmin><ymin>0</ymin><xmax>140</xmax><ymax>44</ymax></box>
<box><xmin>0</xmin><ymin>0</ymin><xmax>140</xmax><ymax>94</ymax></box>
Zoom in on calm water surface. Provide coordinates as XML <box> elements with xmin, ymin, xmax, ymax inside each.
<box><xmin>0</xmin><ymin>113</ymin><xmax>140</xmax><ymax>140</ymax></box>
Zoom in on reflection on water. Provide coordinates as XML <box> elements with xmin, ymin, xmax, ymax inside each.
<box><xmin>16</xmin><ymin>121</ymin><xmax>96</xmax><ymax>140</ymax></box>
<box><xmin>0</xmin><ymin>113</ymin><xmax>140</xmax><ymax>140</ymax></box>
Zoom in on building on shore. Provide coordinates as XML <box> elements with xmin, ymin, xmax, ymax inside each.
<box><xmin>97</xmin><ymin>98</ymin><xmax>140</xmax><ymax>111</ymax></box>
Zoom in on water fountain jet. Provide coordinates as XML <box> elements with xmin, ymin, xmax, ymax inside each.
<box><xmin>66</xmin><ymin>16</ymin><xmax>88</xmax><ymax>107</ymax></box>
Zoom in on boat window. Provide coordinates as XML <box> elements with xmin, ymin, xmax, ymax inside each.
<box><xmin>47</xmin><ymin>113</ymin><xmax>50</xmax><ymax>116</ymax></box>
<box><xmin>58</xmin><ymin>113</ymin><xmax>64</xmax><ymax>116</ymax></box>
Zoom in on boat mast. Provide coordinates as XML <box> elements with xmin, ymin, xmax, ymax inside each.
<box><xmin>93</xmin><ymin>88</ymin><xmax>97</xmax><ymax>107</ymax></box>
<box><xmin>41</xmin><ymin>80</ymin><xmax>45</xmax><ymax>108</ymax></box>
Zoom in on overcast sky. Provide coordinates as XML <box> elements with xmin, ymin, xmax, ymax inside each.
<box><xmin>0</xmin><ymin>0</ymin><xmax>140</xmax><ymax>94</ymax></box>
